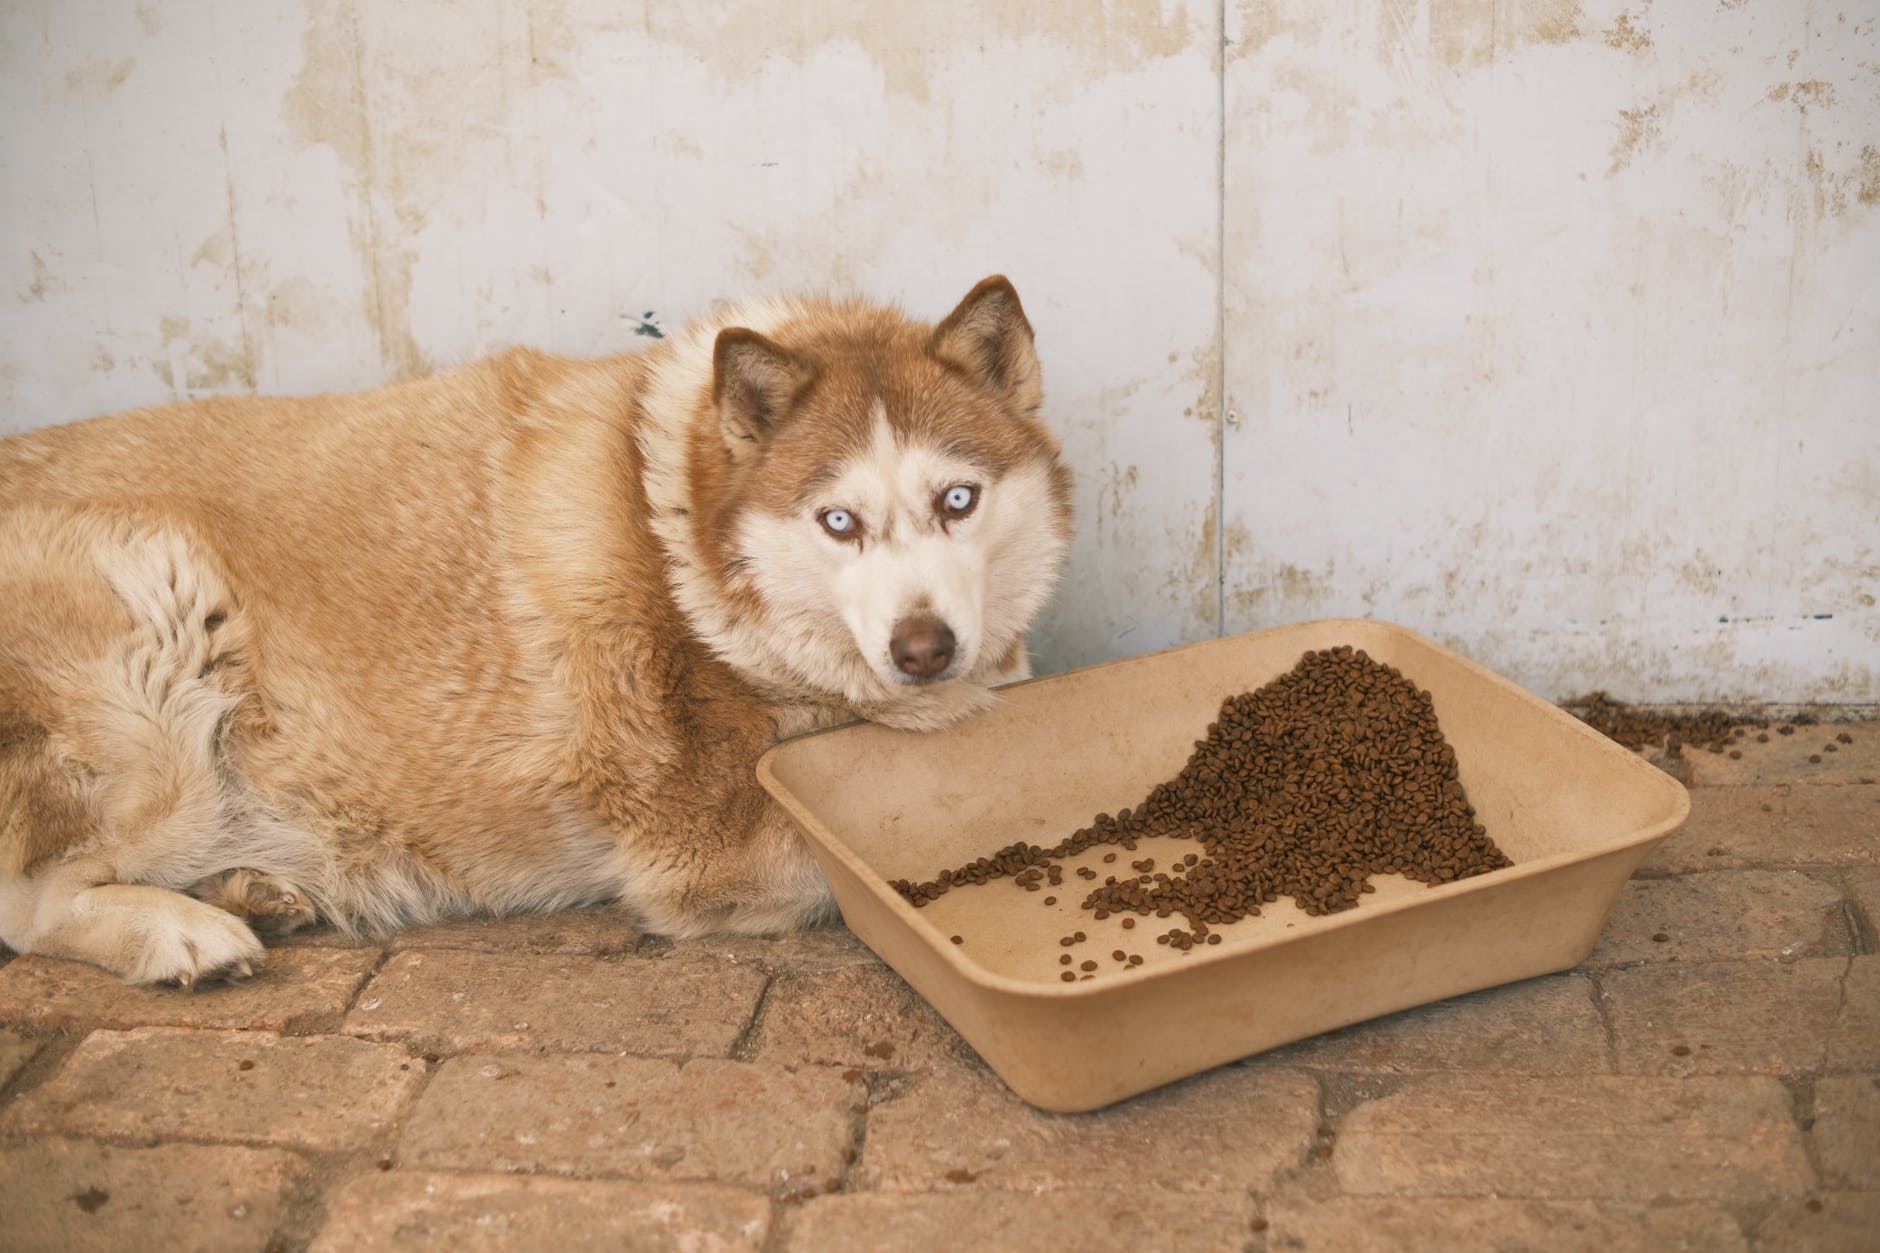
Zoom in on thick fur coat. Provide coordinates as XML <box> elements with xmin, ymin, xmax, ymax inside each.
<box><xmin>0</xmin><ymin>277</ymin><xmax>1072</xmax><ymax>984</ymax></box>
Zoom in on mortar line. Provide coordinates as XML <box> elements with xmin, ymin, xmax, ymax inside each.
<box><xmin>725</xmin><ymin>972</ymin><xmax>776</xmax><ymax>1062</ymax></box>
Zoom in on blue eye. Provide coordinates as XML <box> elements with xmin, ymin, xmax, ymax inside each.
<box><xmin>820</xmin><ymin>509</ymin><xmax>856</xmax><ymax>537</ymax></box>
<box><xmin>940</xmin><ymin>484</ymin><xmax>977</xmax><ymax>515</ymax></box>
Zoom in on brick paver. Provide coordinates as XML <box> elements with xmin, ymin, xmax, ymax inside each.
<box><xmin>781</xmin><ymin>1190</ymin><xmax>1260</xmax><ymax>1252</ymax></box>
<box><xmin>1583</xmin><ymin>869</ymin><xmax>1849</xmax><ymax>968</ymax></box>
<box><xmin>1752</xmin><ymin>1192</ymin><xmax>1880</xmax><ymax>1253</ymax></box>
<box><xmin>2</xmin><ymin>1027</ymin><xmax>426</xmax><ymax>1151</ymax></box>
<box><xmin>0</xmin><ymin>947</ymin><xmax>380</xmax><ymax>1033</ymax></box>
<box><xmin>744</xmin><ymin>963</ymin><xmax>977</xmax><ymax>1071</ymax></box>
<box><xmin>858</xmin><ymin>1064</ymin><xmax>1319</xmax><ymax>1193</ymax></box>
<box><xmin>1264</xmin><ymin>1195</ymin><xmax>1748</xmax><ymax>1252</ymax></box>
<box><xmin>1335</xmin><ymin>1074</ymin><xmax>1814</xmax><ymax>1201</ymax></box>
<box><xmin>1642</xmin><ymin>784</ymin><xmax>1880</xmax><ymax>873</ymax></box>
<box><xmin>1262</xmin><ymin>973</ymin><xmax>1610</xmax><ymax>1074</ymax></box>
<box><xmin>311</xmin><ymin>1172</ymin><xmax>773</xmax><ymax>1252</ymax></box>
<box><xmin>1812</xmin><ymin>1075</ymin><xmax>1880</xmax><ymax>1191</ymax></box>
<box><xmin>399</xmin><ymin>1053</ymin><xmax>860</xmax><ymax>1195</ymax></box>
<box><xmin>343</xmin><ymin>948</ymin><xmax>767</xmax><ymax>1057</ymax></box>
<box><xmin>648</xmin><ymin>924</ymin><xmax>882</xmax><ymax>971</ymax></box>
<box><xmin>1600</xmin><ymin>956</ymin><xmax>1879</xmax><ymax>1076</ymax></box>
<box><xmin>0</xmin><ymin>1138</ymin><xmax>306</xmax><ymax>1253</ymax></box>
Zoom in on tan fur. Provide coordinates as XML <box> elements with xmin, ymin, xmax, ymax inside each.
<box><xmin>0</xmin><ymin>278</ymin><xmax>1073</xmax><ymax>984</ymax></box>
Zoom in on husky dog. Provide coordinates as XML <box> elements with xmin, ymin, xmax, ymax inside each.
<box><xmin>0</xmin><ymin>277</ymin><xmax>1073</xmax><ymax>985</ymax></box>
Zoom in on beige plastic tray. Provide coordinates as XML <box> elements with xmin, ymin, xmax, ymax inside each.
<box><xmin>757</xmin><ymin>619</ymin><xmax>1689</xmax><ymax>1111</ymax></box>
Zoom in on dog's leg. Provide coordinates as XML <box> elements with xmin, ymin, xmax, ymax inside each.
<box><xmin>4</xmin><ymin>864</ymin><xmax>264</xmax><ymax>986</ymax></box>
<box><xmin>1</xmin><ymin>515</ymin><xmax>273</xmax><ymax>984</ymax></box>
<box><xmin>191</xmin><ymin>868</ymin><xmax>318</xmax><ymax>935</ymax></box>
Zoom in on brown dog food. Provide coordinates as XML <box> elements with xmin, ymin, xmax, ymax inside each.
<box><xmin>893</xmin><ymin>646</ymin><xmax>1512</xmax><ymax>951</ymax></box>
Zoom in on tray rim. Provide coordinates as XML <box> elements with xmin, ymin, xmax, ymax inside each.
<box><xmin>756</xmin><ymin>616</ymin><xmax>1692</xmax><ymax>1001</ymax></box>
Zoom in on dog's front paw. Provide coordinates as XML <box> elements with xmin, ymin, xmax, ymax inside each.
<box><xmin>124</xmin><ymin>893</ymin><xmax>267</xmax><ymax>988</ymax></box>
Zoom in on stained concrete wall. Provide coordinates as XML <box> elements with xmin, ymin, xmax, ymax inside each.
<box><xmin>2</xmin><ymin>1</ymin><xmax>1874</xmax><ymax>703</ymax></box>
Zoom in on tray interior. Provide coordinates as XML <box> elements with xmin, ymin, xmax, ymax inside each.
<box><xmin>761</xmin><ymin>619</ymin><xmax>1688</xmax><ymax>989</ymax></box>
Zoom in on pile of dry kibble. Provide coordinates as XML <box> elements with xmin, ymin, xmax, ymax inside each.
<box><xmin>894</xmin><ymin>646</ymin><xmax>1513</xmax><ymax>979</ymax></box>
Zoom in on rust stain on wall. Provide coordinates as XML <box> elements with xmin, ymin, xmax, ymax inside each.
<box><xmin>1766</xmin><ymin>81</ymin><xmax>1838</xmax><ymax>112</ymax></box>
<box><xmin>1603</xmin><ymin>12</ymin><xmax>1652</xmax><ymax>55</ymax></box>
<box><xmin>153</xmin><ymin>313</ymin><xmax>257</xmax><ymax>392</ymax></box>
<box><xmin>1608</xmin><ymin>103</ymin><xmax>1662</xmax><ymax>173</ymax></box>
<box><xmin>1800</xmin><ymin>144</ymin><xmax>1880</xmax><ymax>220</ymax></box>
<box><xmin>19</xmin><ymin>250</ymin><xmax>53</xmax><ymax>303</ymax></box>
<box><xmin>1524</xmin><ymin>0</ymin><xmax>1584</xmax><ymax>44</ymax></box>
<box><xmin>63</xmin><ymin>57</ymin><xmax>136</xmax><ymax>93</ymax></box>
<box><xmin>1181</xmin><ymin>498</ymin><xmax>1220</xmax><ymax>633</ymax></box>
<box><xmin>281</xmin><ymin>0</ymin><xmax>429</xmax><ymax>380</ymax></box>
<box><xmin>652</xmin><ymin>0</ymin><xmax>1194</xmax><ymax>103</ymax></box>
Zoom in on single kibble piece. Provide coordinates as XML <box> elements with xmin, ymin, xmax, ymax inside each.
<box><xmin>1061</xmin><ymin>971</ymin><xmax>1075</xmax><ymax>982</ymax></box>
<box><xmin>1059</xmin><ymin>954</ymin><xmax>1072</xmax><ymax>966</ymax></box>
<box><xmin>1080</xmin><ymin>960</ymin><xmax>1097</xmax><ymax>971</ymax></box>
<box><xmin>950</xmin><ymin>935</ymin><xmax>963</xmax><ymax>944</ymax></box>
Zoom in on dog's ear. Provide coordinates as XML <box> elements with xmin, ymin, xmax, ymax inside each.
<box><xmin>927</xmin><ymin>275</ymin><xmax>1042</xmax><ymax>417</ymax></box>
<box><xmin>713</xmin><ymin>328</ymin><xmax>817</xmax><ymax>460</ymax></box>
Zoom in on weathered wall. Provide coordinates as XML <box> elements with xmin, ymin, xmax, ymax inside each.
<box><xmin>2</xmin><ymin>0</ymin><xmax>1874</xmax><ymax>702</ymax></box>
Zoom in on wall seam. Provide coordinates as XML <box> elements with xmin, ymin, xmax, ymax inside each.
<box><xmin>1214</xmin><ymin>0</ymin><xmax>1228</xmax><ymax>639</ymax></box>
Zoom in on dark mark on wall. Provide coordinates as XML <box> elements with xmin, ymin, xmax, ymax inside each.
<box><xmin>630</xmin><ymin>310</ymin><xmax>664</xmax><ymax>339</ymax></box>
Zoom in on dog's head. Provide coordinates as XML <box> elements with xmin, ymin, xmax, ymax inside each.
<box><xmin>668</xmin><ymin>277</ymin><xmax>1073</xmax><ymax>729</ymax></box>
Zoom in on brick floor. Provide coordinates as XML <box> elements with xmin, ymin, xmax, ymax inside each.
<box><xmin>780</xmin><ymin>1190</ymin><xmax>1260</xmax><ymax>1251</ymax></box>
<box><xmin>0</xmin><ymin>717</ymin><xmax>1871</xmax><ymax>1250</ymax></box>
<box><xmin>341</xmin><ymin>948</ymin><xmax>767</xmax><ymax>1057</ymax></box>
<box><xmin>312</xmin><ymin>1172</ymin><xmax>773</xmax><ymax>1252</ymax></box>
<box><xmin>1264</xmin><ymin>1195</ymin><xmax>1749</xmax><ymax>1253</ymax></box>
<box><xmin>1334</xmin><ymin>1075</ymin><xmax>1814</xmax><ymax>1201</ymax></box>
<box><xmin>0</xmin><ymin>1138</ymin><xmax>307</xmax><ymax>1253</ymax></box>
<box><xmin>2</xmin><ymin>1027</ymin><xmax>426</xmax><ymax>1152</ymax></box>
<box><xmin>398</xmin><ymin>1053</ymin><xmax>861</xmax><ymax>1195</ymax></box>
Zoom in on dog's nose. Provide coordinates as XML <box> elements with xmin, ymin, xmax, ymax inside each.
<box><xmin>890</xmin><ymin>615</ymin><xmax>956</xmax><ymax>679</ymax></box>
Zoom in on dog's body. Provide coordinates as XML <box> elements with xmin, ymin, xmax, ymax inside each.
<box><xmin>0</xmin><ymin>278</ymin><xmax>1072</xmax><ymax>984</ymax></box>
